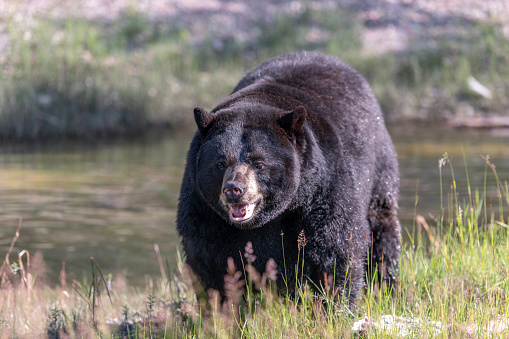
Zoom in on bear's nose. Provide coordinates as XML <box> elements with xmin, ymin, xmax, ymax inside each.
<box><xmin>223</xmin><ymin>181</ymin><xmax>245</xmax><ymax>200</ymax></box>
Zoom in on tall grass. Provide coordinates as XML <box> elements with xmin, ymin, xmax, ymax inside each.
<box><xmin>1</xmin><ymin>156</ymin><xmax>508</xmax><ymax>337</ymax></box>
<box><xmin>1</xmin><ymin>7</ymin><xmax>509</xmax><ymax>139</ymax></box>
<box><xmin>0</xmin><ymin>11</ymin><xmax>243</xmax><ymax>140</ymax></box>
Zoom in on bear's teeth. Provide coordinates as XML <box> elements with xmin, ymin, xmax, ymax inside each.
<box><xmin>230</xmin><ymin>204</ymin><xmax>247</xmax><ymax>218</ymax></box>
<box><xmin>228</xmin><ymin>202</ymin><xmax>256</xmax><ymax>222</ymax></box>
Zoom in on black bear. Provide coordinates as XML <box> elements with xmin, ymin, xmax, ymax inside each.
<box><xmin>177</xmin><ymin>51</ymin><xmax>401</xmax><ymax>306</ymax></box>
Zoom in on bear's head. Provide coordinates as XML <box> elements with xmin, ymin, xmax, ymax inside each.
<box><xmin>192</xmin><ymin>104</ymin><xmax>307</xmax><ymax>230</ymax></box>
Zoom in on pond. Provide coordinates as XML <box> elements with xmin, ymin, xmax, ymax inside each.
<box><xmin>0</xmin><ymin>125</ymin><xmax>508</xmax><ymax>286</ymax></box>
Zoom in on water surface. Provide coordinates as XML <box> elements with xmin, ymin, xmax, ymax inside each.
<box><xmin>0</xmin><ymin>126</ymin><xmax>508</xmax><ymax>285</ymax></box>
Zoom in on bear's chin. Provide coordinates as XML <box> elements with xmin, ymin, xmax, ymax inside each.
<box><xmin>228</xmin><ymin>218</ymin><xmax>263</xmax><ymax>230</ymax></box>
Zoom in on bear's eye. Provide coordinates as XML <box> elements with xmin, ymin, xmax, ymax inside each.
<box><xmin>254</xmin><ymin>162</ymin><xmax>266</xmax><ymax>171</ymax></box>
<box><xmin>216</xmin><ymin>161</ymin><xmax>226</xmax><ymax>170</ymax></box>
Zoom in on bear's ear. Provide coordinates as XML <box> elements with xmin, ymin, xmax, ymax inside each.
<box><xmin>277</xmin><ymin>106</ymin><xmax>307</xmax><ymax>135</ymax></box>
<box><xmin>194</xmin><ymin>107</ymin><xmax>213</xmax><ymax>135</ymax></box>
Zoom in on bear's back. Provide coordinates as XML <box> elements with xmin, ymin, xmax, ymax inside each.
<box><xmin>228</xmin><ymin>52</ymin><xmax>380</xmax><ymax>129</ymax></box>
<box><xmin>233</xmin><ymin>52</ymin><xmax>367</xmax><ymax>98</ymax></box>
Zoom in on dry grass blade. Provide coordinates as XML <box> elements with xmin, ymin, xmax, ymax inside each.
<box><xmin>90</xmin><ymin>257</ymin><xmax>113</xmax><ymax>305</ymax></box>
<box><xmin>18</xmin><ymin>250</ymin><xmax>31</xmax><ymax>289</ymax></box>
<box><xmin>0</xmin><ymin>218</ymin><xmax>23</xmax><ymax>280</ymax></box>
<box><xmin>154</xmin><ymin>243</ymin><xmax>168</xmax><ymax>286</ymax></box>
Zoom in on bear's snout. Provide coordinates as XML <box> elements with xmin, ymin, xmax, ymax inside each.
<box><xmin>220</xmin><ymin>164</ymin><xmax>262</xmax><ymax>224</ymax></box>
<box><xmin>223</xmin><ymin>181</ymin><xmax>245</xmax><ymax>200</ymax></box>
<box><xmin>221</xmin><ymin>164</ymin><xmax>258</xmax><ymax>203</ymax></box>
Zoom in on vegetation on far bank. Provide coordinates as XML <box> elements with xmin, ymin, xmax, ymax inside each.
<box><xmin>1</xmin><ymin>6</ymin><xmax>509</xmax><ymax>140</ymax></box>
<box><xmin>1</xmin><ymin>155</ymin><xmax>508</xmax><ymax>338</ymax></box>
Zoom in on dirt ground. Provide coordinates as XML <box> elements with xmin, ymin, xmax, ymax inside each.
<box><xmin>1</xmin><ymin>0</ymin><xmax>508</xmax><ymax>54</ymax></box>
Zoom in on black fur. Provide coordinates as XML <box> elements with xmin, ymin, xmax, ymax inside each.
<box><xmin>177</xmin><ymin>52</ymin><xmax>401</xmax><ymax>306</ymax></box>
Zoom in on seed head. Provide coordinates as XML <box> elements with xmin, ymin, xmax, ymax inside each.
<box><xmin>297</xmin><ymin>229</ymin><xmax>306</xmax><ymax>251</ymax></box>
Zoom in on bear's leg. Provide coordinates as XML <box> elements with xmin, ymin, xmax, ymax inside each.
<box><xmin>308</xmin><ymin>227</ymin><xmax>367</xmax><ymax>309</ymax></box>
<box><xmin>340</xmin><ymin>252</ymin><xmax>367</xmax><ymax>308</ymax></box>
<box><xmin>368</xmin><ymin>193</ymin><xmax>401</xmax><ymax>291</ymax></box>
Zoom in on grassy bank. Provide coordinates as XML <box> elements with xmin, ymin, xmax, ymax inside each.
<box><xmin>1</xmin><ymin>6</ymin><xmax>509</xmax><ymax>140</ymax></box>
<box><xmin>1</xmin><ymin>155</ymin><xmax>508</xmax><ymax>338</ymax></box>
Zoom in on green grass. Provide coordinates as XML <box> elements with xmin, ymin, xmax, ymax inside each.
<box><xmin>1</xmin><ymin>7</ymin><xmax>509</xmax><ymax>139</ymax></box>
<box><xmin>0</xmin><ymin>11</ymin><xmax>243</xmax><ymax>140</ymax></box>
<box><xmin>1</xmin><ymin>156</ymin><xmax>508</xmax><ymax>338</ymax></box>
<box><xmin>365</xmin><ymin>22</ymin><xmax>509</xmax><ymax>122</ymax></box>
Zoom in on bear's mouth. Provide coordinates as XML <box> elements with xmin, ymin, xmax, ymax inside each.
<box><xmin>228</xmin><ymin>200</ymin><xmax>259</xmax><ymax>223</ymax></box>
